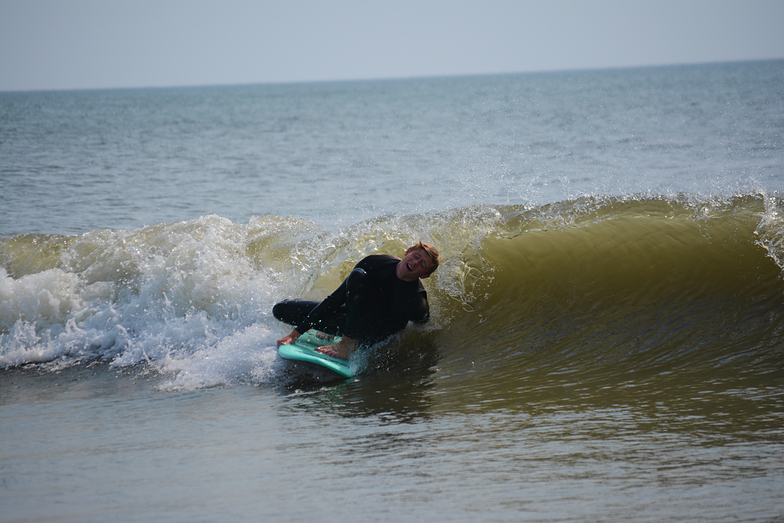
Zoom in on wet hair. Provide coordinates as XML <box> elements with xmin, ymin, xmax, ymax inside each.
<box><xmin>412</xmin><ymin>241</ymin><xmax>440</xmax><ymax>274</ymax></box>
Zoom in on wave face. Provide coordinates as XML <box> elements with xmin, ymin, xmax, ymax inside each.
<box><xmin>1</xmin><ymin>192</ymin><xmax>783</xmax><ymax>391</ymax></box>
<box><xmin>426</xmin><ymin>193</ymin><xmax>784</xmax><ymax>412</ymax></box>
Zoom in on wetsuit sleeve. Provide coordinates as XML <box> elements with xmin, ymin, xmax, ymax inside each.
<box><xmin>406</xmin><ymin>290</ymin><xmax>429</xmax><ymax>324</ymax></box>
<box><xmin>294</xmin><ymin>280</ymin><xmax>347</xmax><ymax>335</ymax></box>
<box><xmin>354</xmin><ymin>255</ymin><xmax>387</xmax><ymax>278</ymax></box>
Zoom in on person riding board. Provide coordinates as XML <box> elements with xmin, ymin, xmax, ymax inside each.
<box><xmin>274</xmin><ymin>242</ymin><xmax>440</xmax><ymax>359</ymax></box>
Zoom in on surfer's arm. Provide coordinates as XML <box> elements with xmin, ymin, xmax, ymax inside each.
<box><xmin>409</xmin><ymin>293</ymin><xmax>430</xmax><ymax>324</ymax></box>
<box><xmin>391</xmin><ymin>285</ymin><xmax>430</xmax><ymax>325</ymax></box>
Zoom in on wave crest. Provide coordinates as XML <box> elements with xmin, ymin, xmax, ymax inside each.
<box><xmin>1</xmin><ymin>192</ymin><xmax>782</xmax><ymax>390</ymax></box>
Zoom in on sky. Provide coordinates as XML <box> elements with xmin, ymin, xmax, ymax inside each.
<box><xmin>1</xmin><ymin>0</ymin><xmax>783</xmax><ymax>92</ymax></box>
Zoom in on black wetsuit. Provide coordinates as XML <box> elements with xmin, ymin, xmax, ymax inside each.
<box><xmin>272</xmin><ymin>255</ymin><xmax>429</xmax><ymax>345</ymax></box>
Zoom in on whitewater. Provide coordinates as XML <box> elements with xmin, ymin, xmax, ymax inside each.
<box><xmin>2</xmin><ymin>60</ymin><xmax>783</xmax><ymax>522</ymax></box>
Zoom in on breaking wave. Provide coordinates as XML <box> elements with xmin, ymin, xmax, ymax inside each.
<box><xmin>2</xmin><ymin>191</ymin><xmax>783</xmax><ymax>391</ymax></box>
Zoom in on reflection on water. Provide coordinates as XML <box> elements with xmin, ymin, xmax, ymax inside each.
<box><xmin>278</xmin><ymin>334</ymin><xmax>441</xmax><ymax>423</ymax></box>
<box><xmin>2</xmin><ymin>345</ymin><xmax>783</xmax><ymax>522</ymax></box>
<box><xmin>275</xmin><ymin>368</ymin><xmax>783</xmax><ymax>522</ymax></box>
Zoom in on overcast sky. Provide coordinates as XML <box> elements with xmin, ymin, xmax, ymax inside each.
<box><xmin>1</xmin><ymin>0</ymin><xmax>783</xmax><ymax>91</ymax></box>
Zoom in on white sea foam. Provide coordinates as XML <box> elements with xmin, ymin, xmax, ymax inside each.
<box><xmin>156</xmin><ymin>323</ymin><xmax>281</xmax><ymax>391</ymax></box>
<box><xmin>0</xmin><ymin>217</ymin><xmax>293</xmax><ymax>389</ymax></box>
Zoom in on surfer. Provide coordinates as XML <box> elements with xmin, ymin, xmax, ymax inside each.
<box><xmin>274</xmin><ymin>242</ymin><xmax>440</xmax><ymax>359</ymax></box>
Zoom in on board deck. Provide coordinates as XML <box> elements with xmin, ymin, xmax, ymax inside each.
<box><xmin>277</xmin><ymin>330</ymin><xmax>354</xmax><ymax>378</ymax></box>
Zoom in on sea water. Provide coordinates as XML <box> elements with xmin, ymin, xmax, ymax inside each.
<box><xmin>1</xmin><ymin>60</ymin><xmax>783</xmax><ymax>522</ymax></box>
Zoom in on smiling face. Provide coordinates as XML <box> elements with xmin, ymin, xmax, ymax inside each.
<box><xmin>396</xmin><ymin>246</ymin><xmax>436</xmax><ymax>282</ymax></box>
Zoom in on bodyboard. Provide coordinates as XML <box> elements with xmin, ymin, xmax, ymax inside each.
<box><xmin>277</xmin><ymin>330</ymin><xmax>354</xmax><ymax>378</ymax></box>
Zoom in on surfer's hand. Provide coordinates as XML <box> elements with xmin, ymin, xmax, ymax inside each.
<box><xmin>276</xmin><ymin>330</ymin><xmax>301</xmax><ymax>348</ymax></box>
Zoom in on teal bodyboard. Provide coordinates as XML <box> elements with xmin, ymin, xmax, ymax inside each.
<box><xmin>277</xmin><ymin>330</ymin><xmax>354</xmax><ymax>378</ymax></box>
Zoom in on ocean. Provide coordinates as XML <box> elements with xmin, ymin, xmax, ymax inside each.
<box><xmin>1</xmin><ymin>60</ymin><xmax>783</xmax><ymax>522</ymax></box>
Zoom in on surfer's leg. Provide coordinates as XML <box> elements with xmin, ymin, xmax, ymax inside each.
<box><xmin>272</xmin><ymin>299</ymin><xmax>318</xmax><ymax>326</ymax></box>
<box><xmin>342</xmin><ymin>268</ymin><xmax>391</xmax><ymax>345</ymax></box>
<box><xmin>316</xmin><ymin>336</ymin><xmax>357</xmax><ymax>359</ymax></box>
<box><xmin>312</xmin><ymin>269</ymin><xmax>369</xmax><ymax>359</ymax></box>
<box><xmin>342</xmin><ymin>268</ymin><xmax>374</xmax><ymax>341</ymax></box>
<box><xmin>272</xmin><ymin>299</ymin><xmax>344</xmax><ymax>336</ymax></box>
